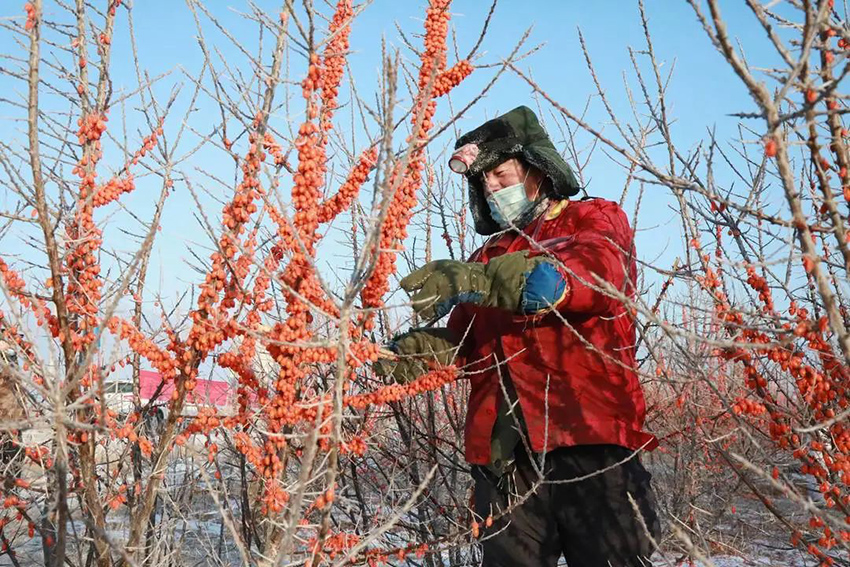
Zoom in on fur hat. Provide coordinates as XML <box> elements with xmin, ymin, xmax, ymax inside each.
<box><xmin>454</xmin><ymin>105</ymin><xmax>580</xmax><ymax>235</ymax></box>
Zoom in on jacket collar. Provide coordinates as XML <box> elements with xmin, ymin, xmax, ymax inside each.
<box><xmin>474</xmin><ymin>200</ymin><xmax>571</xmax><ymax>261</ymax></box>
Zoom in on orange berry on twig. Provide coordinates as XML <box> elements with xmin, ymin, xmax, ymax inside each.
<box><xmin>764</xmin><ymin>137</ymin><xmax>778</xmax><ymax>158</ymax></box>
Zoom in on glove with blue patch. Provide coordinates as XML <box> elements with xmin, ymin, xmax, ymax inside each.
<box><xmin>399</xmin><ymin>251</ymin><xmax>567</xmax><ymax>321</ymax></box>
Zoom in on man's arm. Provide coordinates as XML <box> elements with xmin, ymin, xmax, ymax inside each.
<box><xmin>398</xmin><ymin>200</ymin><xmax>636</xmax><ymax>320</ymax></box>
<box><xmin>445</xmin><ymin>303</ymin><xmax>473</xmax><ymax>364</ymax></box>
<box><xmin>527</xmin><ymin>199</ymin><xmax>635</xmax><ymax>316</ymax></box>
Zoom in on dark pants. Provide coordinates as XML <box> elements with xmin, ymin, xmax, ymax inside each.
<box><xmin>472</xmin><ymin>444</ymin><xmax>660</xmax><ymax>567</ymax></box>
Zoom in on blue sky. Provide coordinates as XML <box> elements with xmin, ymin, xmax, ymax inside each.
<box><xmin>1</xmin><ymin>0</ymin><xmax>782</xmax><ymax>318</ymax></box>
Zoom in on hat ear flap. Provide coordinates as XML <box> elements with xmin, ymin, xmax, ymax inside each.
<box><xmin>467</xmin><ymin>178</ymin><xmax>500</xmax><ymax>235</ymax></box>
<box><xmin>522</xmin><ymin>146</ymin><xmax>581</xmax><ymax>198</ymax></box>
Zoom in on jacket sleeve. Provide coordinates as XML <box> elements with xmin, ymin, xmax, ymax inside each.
<box><xmin>446</xmin><ymin>303</ymin><xmax>475</xmax><ymax>365</ymax></box>
<box><xmin>531</xmin><ymin>199</ymin><xmax>636</xmax><ymax>317</ymax></box>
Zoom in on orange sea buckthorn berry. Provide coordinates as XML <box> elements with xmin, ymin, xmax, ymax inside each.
<box><xmin>764</xmin><ymin>137</ymin><xmax>778</xmax><ymax>158</ymax></box>
<box><xmin>806</xmin><ymin>88</ymin><xmax>818</xmax><ymax>104</ymax></box>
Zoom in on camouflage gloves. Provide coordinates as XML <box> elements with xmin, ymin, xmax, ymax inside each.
<box><xmin>377</xmin><ymin>251</ymin><xmax>568</xmax><ymax>381</ymax></box>
<box><xmin>373</xmin><ymin>327</ymin><xmax>459</xmax><ymax>383</ymax></box>
<box><xmin>399</xmin><ymin>251</ymin><xmax>567</xmax><ymax>321</ymax></box>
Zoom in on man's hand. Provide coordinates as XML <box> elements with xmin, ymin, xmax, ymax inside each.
<box><xmin>399</xmin><ymin>259</ymin><xmax>489</xmax><ymax>321</ymax></box>
<box><xmin>399</xmin><ymin>251</ymin><xmax>566</xmax><ymax>321</ymax></box>
<box><xmin>373</xmin><ymin>328</ymin><xmax>459</xmax><ymax>383</ymax></box>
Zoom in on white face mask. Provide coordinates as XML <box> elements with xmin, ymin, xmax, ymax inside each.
<box><xmin>486</xmin><ymin>181</ymin><xmax>535</xmax><ymax>228</ymax></box>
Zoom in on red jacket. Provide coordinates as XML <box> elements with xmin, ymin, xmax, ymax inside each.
<box><xmin>447</xmin><ymin>198</ymin><xmax>656</xmax><ymax>465</ymax></box>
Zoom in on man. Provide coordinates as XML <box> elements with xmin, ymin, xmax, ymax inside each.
<box><xmin>379</xmin><ymin>106</ymin><xmax>660</xmax><ymax>566</ymax></box>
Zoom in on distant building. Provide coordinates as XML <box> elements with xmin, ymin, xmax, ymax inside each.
<box><xmin>106</xmin><ymin>370</ymin><xmax>237</xmax><ymax>416</ymax></box>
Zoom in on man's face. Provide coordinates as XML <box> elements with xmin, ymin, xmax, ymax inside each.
<box><xmin>482</xmin><ymin>158</ymin><xmax>544</xmax><ymax>200</ymax></box>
